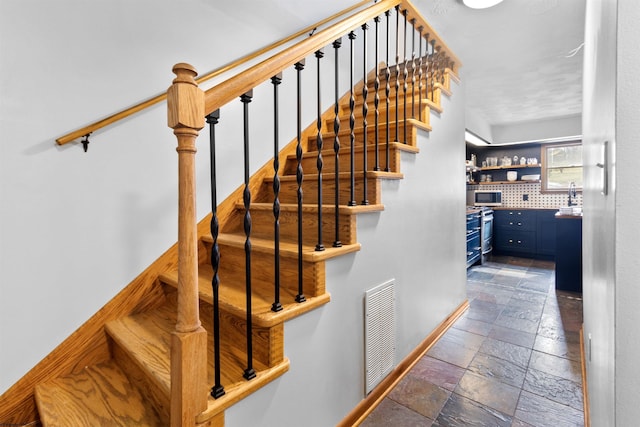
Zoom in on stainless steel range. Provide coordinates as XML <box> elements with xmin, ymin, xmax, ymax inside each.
<box><xmin>479</xmin><ymin>207</ymin><xmax>494</xmax><ymax>264</ymax></box>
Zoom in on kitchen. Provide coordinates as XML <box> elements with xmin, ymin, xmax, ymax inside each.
<box><xmin>465</xmin><ymin>138</ymin><xmax>583</xmax><ymax>294</ymax></box>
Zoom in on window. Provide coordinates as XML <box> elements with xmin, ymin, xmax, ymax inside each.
<box><xmin>541</xmin><ymin>141</ymin><xmax>583</xmax><ymax>192</ymax></box>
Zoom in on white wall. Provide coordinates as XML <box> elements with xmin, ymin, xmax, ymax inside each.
<box><xmin>582</xmin><ymin>0</ymin><xmax>617</xmax><ymax>423</ymax></box>
<box><xmin>0</xmin><ymin>0</ymin><xmax>378</xmax><ymax>394</ymax></box>
<box><xmin>491</xmin><ymin>114</ymin><xmax>582</xmax><ymax>144</ymax></box>
<box><xmin>0</xmin><ymin>4</ymin><xmax>467</xmax><ymax>426</ymax></box>
<box><xmin>583</xmin><ymin>0</ymin><xmax>640</xmax><ymax>424</ymax></box>
<box><xmin>613</xmin><ymin>0</ymin><xmax>640</xmax><ymax>424</ymax></box>
<box><xmin>226</xmin><ymin>74</ymin><xmax>467</xmax><ymax>427</ymax></box>
<box><xmin>465</xmin><ymin>107</ymin><xmax>493</xmax><ymax>142</ymax></box>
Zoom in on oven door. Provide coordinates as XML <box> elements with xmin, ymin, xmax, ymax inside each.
<box><xmin>481</xmin><ymin>212</ymin><xmax>494</xmax><ymax>257</ymax></box>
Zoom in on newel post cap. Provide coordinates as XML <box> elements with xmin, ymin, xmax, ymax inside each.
<box><xmin>167</xmin><ymin>63</ymin><xmax>205</xmax><ymax>131</ymax></box>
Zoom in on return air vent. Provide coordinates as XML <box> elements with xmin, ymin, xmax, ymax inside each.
<box><xmin>364</xmin><ymin>280</ymin><xmax>396</xmax><ymax>395</ymax></box>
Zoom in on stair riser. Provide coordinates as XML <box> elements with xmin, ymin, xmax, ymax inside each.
<box><xmin>328</xmin><ymin>101</ymin><xmax>430</xmax><ymax>129</ymax></box>
<box><xmin>225</xmin><ymin>208</ymin><xmax>357</xmax><ymax>246</ymax></box>
<box><xmin>201</xmin><ymin>241</ymin><xmax>327</xmax><ymax>298</ymax></box>
<box><xmin>259</xmin><ymin>176</ymin><xmax>382</xmax><ymax>206</ymax></box>
<box><xmin>283</xmin><ymin>144</ymin><xmax>402</xmax><ymax>175</ymax></box>
<box><xmin>200</xmin><ymin>303</ymin><xmax>285</xmax><ymax>370</ymax></box>
<box><xmin>349</xmin><ymin>85</ymin><xmax>434</xmax><ymax>106</ymax></box>
<box><xmin>306</xmin><ymin>123</ymin><xmax>418</xmax><ymax>152</ymax></box>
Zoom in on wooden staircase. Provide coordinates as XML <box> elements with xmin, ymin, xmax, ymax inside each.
<box><xmin>0</xmin><ymin>2</ymin><xmax>461</xmax><ymax>425</ymax></box>
<box><xmin>30</xmin><ymin>63</ymin><xmax>456</xmax><ymax>427</ymax></box>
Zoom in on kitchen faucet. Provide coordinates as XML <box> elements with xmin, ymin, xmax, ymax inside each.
<box><xmin>568</xmin><ymin>181</ymin><xmax>577</xmax><ymax>206</ymax></box>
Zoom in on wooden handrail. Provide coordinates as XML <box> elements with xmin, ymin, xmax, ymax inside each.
<box><xmin>203</xmin><ymin>0</ymin><xmax>461</xmax><ymax>116</ymax></box>
<box><xmin>55</xmin><ymin>0</ymin><xmax>373</xmax><ymax>146</ymax></box>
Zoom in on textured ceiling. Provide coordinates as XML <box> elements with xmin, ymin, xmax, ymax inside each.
<box><xmin>417</xmin><ymin>0</ymin><xmax>585</xmax><ymax>126</ymax></box>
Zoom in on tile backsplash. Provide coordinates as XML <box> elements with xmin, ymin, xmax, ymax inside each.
<box><xmin>467</xmin><ymin>183</ymin><xmax>583</xmax><ymax>209</ymax></box>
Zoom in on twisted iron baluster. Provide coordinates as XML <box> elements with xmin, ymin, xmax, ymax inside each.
<box><xmin>418</xmin><ymin>28</ymin><xmax>424</xmax><ymax>122</ymax></box>
<box><xmin>410</xmin><ymin>18</ymin><xmax>416</xmax><ymax>120</ymax></box>
<box><xmin>315</xmin><ymin>49</ymin><xmax>325</xmax><ymax>252</ymax></box>
<box><xmin>294</xmin><ymin>60</ymin><xmax>306</xmax><ymax>303</ymax></box>
<box><xmin>271</xmin><ymin>74</ymin><xmax>283</xmax><ymax>313</ymax></box>
<box><xmin>348</xmin><ymin>31</ymin><xmax>357</xmax><ymax>207</ymax></box>
<box><xmin>333</xmin><ymin>38</ymin><xmax>343</xmax><ymax>248</ymax></box>
<box><xmin>361</xmin><ymin>23</ymin><xmax>369</xmax><ymax>206</ymax></box>
<box><xmin>240</xmin><ymin>90</ymin><xmax>256</xmax><ymax>381</ymax></box>
<box><xmin>430</xmin><ymin>40</ymin><xmax>436</xmax><ymax>102</ymax></box>
<box><xmin>394</xmin><ymin>6</ymin><xmax>400</xmax><ymax>144</ymax></box>
<box><xmin>206</xmin><ymin>110</ymin><xmax>225</xmax><ymax>399</ymax></box>
<box><xmin>384</xmin><ymin>9</ymin><xmax>391</xmax><ymax>172</ymax></box>
<box><xmin>373</xmin><ymin>16</ymin><xmax>381</xmax><ymax>172</ymax></box>
<box><xmin>402</xmin><ymin>9</ymin><xmax>408</xmax><ymax>144</ymax></box>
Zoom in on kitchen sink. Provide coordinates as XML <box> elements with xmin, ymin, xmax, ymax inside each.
<box><xmin>558</xmin><ymin>206</ymin><xmax>582</xmax><ymax>215</ymax></box>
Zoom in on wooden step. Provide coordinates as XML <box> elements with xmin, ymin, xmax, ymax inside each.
<box><xmin>287</xmin><ymin>139</ymin><xmax>417</xmax><ymax>176</ymax></box>
<box><xmin>346</xmin><ymin>86</ymin><xmax>443</xmax><ymax>114</ymax></box>
<box><xmin>160</xmin><ymin>261</ymin><xmax>334</xmax><ymax>329</ymax></box>
<box><xmin>305</xmin><ymin>119</ymin><xmax>431</xmax><ymax>152</ymax></box>
<box><xmin>35</xmin><ymin>360</ymin><xmax>164</xmax><ymax>426</ymax></box>
<box><xmin>328</xmin><ymin>97</ymin><xmax>432</xmax><ymax>130</ymax></box>
<box><xmin>200</xmin><ymin>233</ymin><xmax>328</xmax><ymax>299</ymax></box>
<box><xmin>223</xmin><ymin>202</ymin><xmax>383</xmax><ymax>246</ymax></box>
<box><xmin>105</xmin><ymin>294</ymin><xmax>291</xmax><ymax>424</ymax></box>
<box><xmin>258</xmin><ymin>171</ymin><xmax>403</xmax><ymax>206</ymax></box>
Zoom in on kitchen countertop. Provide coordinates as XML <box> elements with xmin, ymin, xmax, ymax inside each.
<box><xmin>555</xmin><ymin>212</ymin><xmax>583</xmax><ymax>219</ymax></box>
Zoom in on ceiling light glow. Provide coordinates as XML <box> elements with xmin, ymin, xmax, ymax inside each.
<box><xmin>462</xmin><ymin>0</ymin><xmax>504</xmax><ymax>9</ymax></box>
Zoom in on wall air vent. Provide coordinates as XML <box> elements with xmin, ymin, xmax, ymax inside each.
<box><xmin>364</xmin><ymin>280</ymin><xmax>396</xmax><ymax>395</ymax></box>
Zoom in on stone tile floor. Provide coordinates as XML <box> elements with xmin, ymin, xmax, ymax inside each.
<box><xmin>361</xmin><ymin>255</ymin><xmax>584</xmax><ymax>427</ymax></box>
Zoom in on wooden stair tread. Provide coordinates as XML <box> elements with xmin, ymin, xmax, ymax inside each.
<box><xmin>309</xmin><ymin>119</ymin><xmax>432</xmax><ymax>141</ymax></box>
<box><xmin>106</xmin><ymin>300</ymin><xmax>284</xmax><ymax>388</ymax></box>
<box><xmin>267</xmin><ymin>170</ymin><xmax>404</xmax><ymax>182</ymax></box>
<box><xmin>160</xmin><ymin>263</ymin><xmax>332</xmax><ymax>328</ymax></box>
<box><xmin>35</xmin><ymin>360</ymin><xmax>163</xmax><ymax>427</ymax></box>
<box><xmin>206</xmin><ymin>232</ymin><xmax>362</xmax><ymax>262</ymax></box>
<box><xmin>289</xmin><ymin>141</ymin><xmax>419</xmax><ymax>159</ymax></box>
<box><xmin>235</xmin><ymin>202</ymin><xmax>385</xmax><ymax>215</ymax></box>
<box><xmin>105</xmin><ymin>300</ymin><xmax>291</xmax><ymax>423</ymax></box>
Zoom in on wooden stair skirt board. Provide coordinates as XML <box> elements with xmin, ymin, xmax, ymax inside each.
<box><xmin>1</xmin><ymin>60</ymin><xmax>457</xmax><ymax>426</ymax></box>
<box><xmin>337</xmin><ymin>299</ymin><xmax>469</xmax><ymax>427</ymax></box>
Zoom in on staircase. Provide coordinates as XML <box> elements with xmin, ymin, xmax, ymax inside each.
<box><xmin>0</xmin><ymin>2</ymin><xmax>460</xmax><ymax>426</ymax></box>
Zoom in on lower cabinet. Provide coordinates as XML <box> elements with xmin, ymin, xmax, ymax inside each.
<box><xmin>555</xmin><ymin>216</ymin><xmax>582</xmax><ymax>292</ymax></box>
<box><xmin>493</xmin><ymin>209</ymin><xmax>557</xmax><ymax>259</ymax></box>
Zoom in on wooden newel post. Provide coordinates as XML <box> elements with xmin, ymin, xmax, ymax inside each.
<box><xmin>167</xmin><ymin>63</ymin><xmax>208</xmax><ymax>427</ymax></box>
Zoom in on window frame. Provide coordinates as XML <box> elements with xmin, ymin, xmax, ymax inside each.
<box><xmin>540</xmin><ymin>141</ymin><xmax>583</xmax><ymax>193</ymax></box>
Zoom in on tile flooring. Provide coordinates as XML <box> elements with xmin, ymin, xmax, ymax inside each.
<box><xmin>361</xmin><ymin>256</ymin><xmax>585</xmax><ymax>427</ymax></box>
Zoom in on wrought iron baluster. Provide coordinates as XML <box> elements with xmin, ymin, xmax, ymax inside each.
<box><xmin>384</xmin><ymin>9</ymin><xmax>391</xmax><ymax>172</ymax></box>
<box><xmin>332</xmin><ymin>38</ymin><xmax>342</xmax><ymax>248</ymax></box>
<box><xmin>373</xmin><ymin>16</ymin><xmax>381</xmax><ymax>172</ymax></box>
<box><xmin>430</xmin><ymin>40</ymin><xmax>436</xmax><ymax>102</ymax></box>
<box><xmin>206</xmin><ymin>110</ymin><xmax>225</xmax><ymax>400</ymax></box>
<box><xmin>418</xmin><ymin>28</ymin><xmax>424</xmax><ymax>119</ymax></box>
<box><xmin>424</xmin><ymin>33</ymin><xmax>430</xmax><ymax>104</ymax></box>
<box><xmin>394</xmin><ymin>6</ymin><xmax>400</xmax><ymax>144</ymax></box>
<box><xmin>402</xmin><ymin>9</ymin><xmax>408</xmax><ymax>144</ymax></box>
<box><xmin>348</xmin><ymin>31</ymin><xmax>357</xmax><ymax>207</ymax></box>
<box><xmin>240</xmin><ymin>90</ymin><xmax>256</xmax><ymax>381</ymax></box>
<box><xmin>294</xmin><ymin>60</ymin><xmax>306</xmax><ymax>303</ymax></box>
<box><xmin>271</xmin><ymin>74</ymin><xmax>283</xmax><ymax>313</ymax></box>
<box><xmin>315</xmin><ymin>49</ymin><xmax>325</xmax><ymax>252</ymax></box>
<box><xmin>410</xmin><ymin>18</ymin><xmax>416</xmax><ymax>119</ymax></box>
<box><xmin>361</xmin><ymin>23</ymin><xmax>369</xmax><ymax>206</ymax></box>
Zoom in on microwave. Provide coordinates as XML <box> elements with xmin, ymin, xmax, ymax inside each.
<box><xmin>474</xmin><ymin>190</ymin><xmax>502</xmax><ymax>206</ymax></box>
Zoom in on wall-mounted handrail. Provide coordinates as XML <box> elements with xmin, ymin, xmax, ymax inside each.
<box><xmin>203</xmin><ymin>0</ymin><xmax>460</xmax><ymax>117</ymax></box>
<box><xmin>55</xmin><ymin>0</ymin><xmax>374</xmax><ymax>146</ymax></box>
